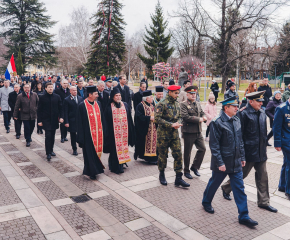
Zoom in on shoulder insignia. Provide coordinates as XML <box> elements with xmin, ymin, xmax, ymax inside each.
<box><xmin>212</xmin><ymin>116</ymin><xmax>220</xmax><ymax>122</ymax></box>
<box><xmin>278</xmin><ymin>102</ymin><xmax>286</xmax><ymax>108</ymax></box>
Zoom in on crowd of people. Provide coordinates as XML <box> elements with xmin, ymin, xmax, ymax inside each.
<box><xmin>0</xmin><ymin>72</ymin><xmax>290</xmax><ymax>229</ymax></box>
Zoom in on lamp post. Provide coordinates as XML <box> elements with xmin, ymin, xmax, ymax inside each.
<box><xmin>204</xmin><ymin>40</ymin><xmax>208</xmax><ymax>102</ymax></box>
<box><xmin>127</xmin><ymin>44</ymin><xmax>132</xmax><ymax>82</ymax></box>
<box><xmin>274</xmin><ymin>63</ymin><xmax>278</xmax><ymax>89</ymax></box>
<box><xmin>156</xmin><ymin>47</ymin><xmax>160</xmax><ymax>81</ymax></box>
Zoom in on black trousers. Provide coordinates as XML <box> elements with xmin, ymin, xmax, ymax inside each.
<box><xmin>206</xmin><ymin>126</ymin><xmax>210</xmax><ymax>137</ymax></box>
<box><xmin>213</xmin><ymin>92</ymin><xmax>218</xmax><ymax>102</ymax></box>
<box><xmin>70</xmin><ymin>132</ymin><xmax>77</xmax><ymax>151</ymax></box>
<box><xmin>14</xmin><ymin>119</ymin><xmax>22</xmax><ymax>136</ymax></box>
<box><xmin>267</xmin><ymin>129</ymin><xmax>273</xmax><ymax>141</ymax></box>
<box><xmin>60</xmin><ymin>123</ymin><xmax>67</xmax><ymax>139</ymax></box>
<box><xmin>2</xmin><ymin>111</ymin><xmax>11</xmax><ymax>130</ymax></box>
<box><xmin>23</xmin><ymin>120</ymin><xmax>35</xmax><ymax>142</ymax></box>
<box><xmin>45</xmin><ymin>129</ymin><xmax>56</xmax><ymax>155</ymax></box>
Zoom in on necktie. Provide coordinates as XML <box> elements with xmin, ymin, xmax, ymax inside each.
<box><xmin>65</xmin><ymin>89</ymin><xmax>66</xmax><ymax>93</ymax></box>
<box><xmin>75</xmin><ymin>97</ymin><xmax>78</xmax><ymax>104</ymax></box>
<box><xmin>27</xmin><ymin>92</ymin><xmax>30</xmax><ymax>99</ymax></box>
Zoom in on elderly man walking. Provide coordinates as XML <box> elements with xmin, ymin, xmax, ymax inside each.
<box><xmin>0</xmin><ymin>79</ymin><xmax>14</xmax><ymax>133</ymax></box>
<box><xmin>8</xmin><ymin>84</ymin><xmax>22</xmax><ymax>139</ymax></box>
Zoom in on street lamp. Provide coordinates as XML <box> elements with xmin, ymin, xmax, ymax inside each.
<box><xmin>274</xmin><ymin>63</ymin><xmax>278</xmax><ymax>89</ymax></box>
<box><xmin>204</xmin><ymin>40</ymin><xmax>208</xmax><ymax>102</ymax></box>
<box><xmin>127</xmin><ymin>44</ymin><xmax>132</xmax><ymax>82</ymax></box>
<box><xmin>156</xmin><ymin>47</ymin><xmax>161</xmax><ymax>82</ymax></box>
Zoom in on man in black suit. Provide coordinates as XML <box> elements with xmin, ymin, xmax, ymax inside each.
<box><xmin>133</xmin><ymin>82</ymin><xmax>147</xmax><ymax>111</ymax></box>
<box><xmin>116</xmin><ymin>75</ymin><xmax>132</xmax><ymax>110</ymax></box>
<box><xmin>97</xmin><ymin>81</ymin><xmax>110</xmax><ymax>112</ymax></box>
<box><xmin>77</xmin><ymin>79</ymin><xmax>87</xmax><ymax>99</ymax></box>
<box><xmin>63</xmin><ymin>86</ymin><xmax>83</xmax><ymax>155</ymax></box>
<box><xmin>141</xmin><ymin>76</ymin><xmax>148</xmax><ymax>90</ymax></box>
<box><xmin>54</xmin><ymin>79</ymin><xmax>70</xmax><ymax>143</ymax></box>
<box><xmin>8</xmin><ymin>84</ymin><xmax>22</xmax><ymax>139</ymax></box>
<box><xmin>51</xmin><ymin>75</ymin><xmax>61</xmax><ymax>91</ymax></box>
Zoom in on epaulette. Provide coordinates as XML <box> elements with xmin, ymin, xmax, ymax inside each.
<box><xmin>278</xmin><ymin>102</ymin><xmax>286</xmax><ymax>108</ymax></box>
<box><xmin>233</xmin><ymin>115</ymin><xmax>239</xmax><ymax>120</ymax></box>
<box><xmin>212</xmin><ymin>116</ymin><xmax>220</xmax><ymax>122</ymax></box>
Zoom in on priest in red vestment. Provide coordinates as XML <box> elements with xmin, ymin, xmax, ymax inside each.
<box><xmin>77</xmin><ymin>86</ymin><xmax>106</xmax><ymax>180</ymax></box>
<box><xmin>104</xmin><ymin>87</ymin><xmax>135</xmax><ymax>174</ymax></box>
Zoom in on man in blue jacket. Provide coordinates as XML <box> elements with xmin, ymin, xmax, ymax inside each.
<box><xmin>273</xmin><ymin>95</ymin><xmax>290</xmax><ymax>200</ymax></box>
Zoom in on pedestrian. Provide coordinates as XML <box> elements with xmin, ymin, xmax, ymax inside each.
<box><xmin>133</xmin><ymin>82</ymin><xmax>147</xmax><ymax>111</ymax></box>
<box><xmin>71</xmin><ymin>79</ymin><xmax>77</xmax><ymax>87</ymax></box>
<box><xmin>104</xmin><ymin>78</ymin><xmax>113</xmax><ymax>95</ymax></box>
<box><xmin>88</xmin><ymin>79</ymin><xmax>94</xmax><ymax>86</ymax></box>
<box><xmin>134</xmin><ymin>90</ymin><xmax>157</xmax><ymax>164</ymax></box>
<box><xmin>0</xmin><ymin>79</ymin><xmax>14</xmax><ymax>133</ymax></box>
<box><xmin>180</xmin><ymin>86</ymin><xmax>207</xmax><ymax>179</ymax></box>
<box><xmin>155</xmin><ymin>85</ymin><xmax>190</xmax><ymax>187</ymax></box>
<box><xmin>178</xmin><ymin>66</ymin><xmax>188</xmax><ymax>87</ymax></box>
<box><xmin>104</xmin><ymin>87</ymin><xmax>135</xmax><ymax>174</ymax></box>
<box><xmin>202</xmin><ymin>96</ymin><xmax>258</xmax><ymax>227</ymax></box>
<box><xmin>273</xmin><ymin>95</ymin><xmax>290</xmax><ymax>200</ymax></box>
<box><xmin>225</xmin><ymin>79</ymin><xmax>232</xmax><ymax>91</ymax></box>
<box><xmin>8</xmin><ymin>84</ymin><xmax>22</xmax><ymax>139</ymax></box>
<box><xmin>265</xmin><ymin>91</ymin><xmax>282</xmax><ymax>146</ymax></box>
<box><xmin>204</xmin><ymin>92</ymin><xmax>217</xmax><ymax>142</ymax></box>
<box><xmin>101</xmin><ymin>74</ymin><xmax>106</xmax><ymax>81</ymax></box>
<box><xmin>13</xmin><ymin>84</ymin><xmax>38</xmax><ymax>146</ymax></box>
<box><xmin>162</xmin><ymin>80</ymin><xmax>169</xmax><ymax>99</ymax></box>
<box><xmin>178</xmin><ymin>80</ymin><xmax>191</xmax><ymax>103</ymax></box>
<box><xmin>258</xmin><ymin>78</ymin><xmax>272</xmax><ymax>110</ymax></box>
<box><xmin>77</xmin><ymin>79</ymin><xmax>87</xmax><ymax>99</ymax></box>
<box><xmin>10</xmin><ymin>77</ymin><xmax>16</xmax><ymax>88</ymax></box>
<box><xmin>153</xmin><ymin>86</ymin><xmax>163</xmax><ymax>105</ymax></box>
<box><xmin>64</xmin><ymin>86</ymin><xmax>83</xmax><ymax>156</ymax></box>
<box><xmin>210</xmin><ymin>80</ymin><xmax>219</xmax><ymax>102</ymax></box>
<box><xmin>34</xmin><ymin>82</ymin><xmax>44</xmax><ymax>134</ymax></box>
<box><xmin>54</xmin><ymin>79</ymin><xmax>70</xmax><ymax>143</ymax></box>
<box><xmin>97</xmin><ymin>80</ymin><xmax>110</xmax><ymax>112</ymax></box>
<box><xmin>114</xmin><ymin>74</ymin><xmax>119</xmax><ymax>82</ymax></box>
<box><xmin>31</xmin><ymin>76</ymin><xmax>41</xmax><ymax>91</ymax></box>
<box><xmin>37</xmin><ymin>83</ymin><xmax>63</xmax><ymax>160</ymax></box>
<box><xmin>141</xmin><ymin>76</ymin><xmax>148</xmax><ymax>90</ymax></box>
<box><xmin>240</xmin><ymin>82</ymin><xmax>258</xmax><ymax>108</ymax></box>
<box><xmin>112</xmin><ymin>81</ymin><xmax>118</xmax><ymax>87</ymax></box>
<box><xmin>224</xmin><ymin>81</ymin><xmax>239</xmax><ymax>104</ymax></box>
<box><xmin>221</xmin><ymin>91</ymin><xmax>277</xmax><ymax>213</ymax></box>
<box><xmin>51</xmin><ymin>75</ymin><xmax>61</xmax><ymax>91</ymax></box>
<box><xmin>282</xmin><ymin>84</ymin><xmax>290</xmax><ymax>102</ymax></box>
<box><xmin>116</xmin><ymin>75</ymin><xmax>132</xmax><ymax>110</ymax></box>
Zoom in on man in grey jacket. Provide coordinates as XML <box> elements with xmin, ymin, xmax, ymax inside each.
<box><xmin>0</xmin><ymin>79</ymin><xmax>13</xmax><ymax>133</ymax></box>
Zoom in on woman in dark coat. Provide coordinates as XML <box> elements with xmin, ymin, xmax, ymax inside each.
<box><xmin>210</xmin><ymin>80</ymin><xmax>219</xmax><ymax>102</ymax></box>
<box><xmin>34</xmin><ymin>82</ymin><xmax>44</xmax><ymax>134</ymax></box>
<box><xmin>265</xmin><ymin>91</ymin><xmax>282</xmax><ymax>146</ymax></box>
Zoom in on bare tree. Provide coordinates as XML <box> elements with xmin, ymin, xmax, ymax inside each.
<box><xmin>172</xmin><ymin>0</ymin><xmax>289</xmax><ymax>91</ymax></box>
<box><xmin>58</xmin><ymin>6</ymin><xmax>91</xmax><ymax>70</ymax></box>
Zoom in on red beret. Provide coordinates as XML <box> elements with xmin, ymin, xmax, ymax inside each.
<box><xmin>168</xmin><ymin>85</ymin><xmax>181</xmax><ymax>91</ymax></box>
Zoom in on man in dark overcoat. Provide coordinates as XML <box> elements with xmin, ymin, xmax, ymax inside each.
<box><xmin>116</xmin><ymin>75</ymin><xmax>132</xmax><ymax>110</ymax></box>
<box><xmin>8</xmin><ymin>84</ymin><xmax>22</xmax><ymax>139</ymax></box>
<box><xmin>97</xmin><ymin>81</ymin><xmax>110</xmax><ymax>112</ymax></box>
<box><xmin>133</xmin><ymin>82</ymin><xmax>147</xmax><ymax>111</ymax></box>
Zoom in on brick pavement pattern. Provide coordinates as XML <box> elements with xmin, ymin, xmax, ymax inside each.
<box><xmin>0</xmin><ymin>170</ymin><xmax>21</xmax><ymax>206</ymax></box>
<box><xmin>0</xmin><ymin>136</ymin><xmax>8</xmax><ymax>142</ymax></box>
<box><xmin>34</xmin><ymin>180</ymin><xmax>68</xmax><ymax>201</ymax></box>
<box><xmin>56</xmin><ymin>203</ymin><xmax>100</xmax><ymax>236</ymax></box>
<box><xmin>0</xmin><ymin>144</ymin><xmax>18</xmax><ymax>152</ymax></box>
<box><xmin>49</xmin><ymin>161</ymin><xmax>76</xmax><ymax>174</ymax></box>
<box><xmin>134</xmin><ymin>225</ymin><xmax>174</xmax><ymax>240</ymax></box>
<box><xmin>96</xmin><ymin>195</ymin><xmax>141</xmax><ymax>223</ymax></box>
<box><xmin>7</xmin><ymin>152</ymin><xmax>30</xmax><ymax>163</ymax></box>
<box><xmin>28</xmin><ymin>141</ymin><xmax>43</xmax><ymax>150</ymax></box>
<box><xmin>137</xmin><ymin>180</ymin><xmax>290</xmax><ymax>240</ymax></box>
<box><xmin>0</xmin><ymin>216</ymin><xmax>46</xmax><ymax>240</ymax></box>
<box><xmin>68</xmin><ymin>175</ymin><xmax>102</xmax><ymax>193</ymax></box>
<box><xmin>19</xmin><ymin>164</ymin><xmax>46</xmax><ymax>179</ymax></box>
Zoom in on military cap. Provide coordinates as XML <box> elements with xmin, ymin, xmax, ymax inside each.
<box><xmin>143</xmin><ymin>90</ymin><xmax>152</xmax><ymax>97</ymax></box>
<box><xmin>220</xmin><ymin>96</ymin><xmax>239</xmax><ymax>106</ymax></box>
<box><xmin>168</xmin><ymin>85</ymin><xmax>181</xmax><ymax>91</ymax></box>
<box><xmin>228</xmin><ymin>81</ymin><xmax>235</xmax><ymax>88</ymax></box>
<box><xmin>155</xmin><ymin>86</ymin><xmax>163</xmax><ymax>92</ymax></box>
<box><xmin>105</xmin><ymin>78</ymin><xmax>112</xmax><ymax>82</ymax></box>
<box><xmin>86</xmin><ymin>86</ymin><xmax>97</xmax><ymax>93</ymax></box>
<box><xmin>246</xmin><ymin>90</ymin><xmax>265</xmax><ymax>102</ymax></box>
<box><xmin>184</xmin><ymin>85</ymin><xmax>198</xmax><ymax>94</ymax></box>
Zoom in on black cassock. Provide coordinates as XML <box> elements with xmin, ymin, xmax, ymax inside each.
<box><xmin>77</xmin><ymin>101</ymin><xmax>106</xmax><ymax>177</ymax></box>
<box><xmin>104</xmin><ymin>102</ymin><xmax>135</xmax><ymax>174</ymax></box>
<box><xmin>134</xmin><ymin>102</ymin><xmax>158</xmax><ymax>163</ymax></box>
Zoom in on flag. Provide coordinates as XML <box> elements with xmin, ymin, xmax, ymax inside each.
<box><xmin>5</xmin><ymin>55</ymin><xmax>17</xmax><ymax>80</ymax></box>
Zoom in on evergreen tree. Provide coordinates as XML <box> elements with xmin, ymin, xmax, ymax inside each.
<box><xmin>0</xmin><ymin>0</ymin><xmax>57</xmax><ymax>71</ymax></box>
<box><xmin>138</xmin><ymin>1</ymin><xmax>174</xmax><ymax>71</ymax></box>
<box><xmin>16</xmin><ymin>48</ymin><xmax>23</xmax><ymax>75</ymax></box>
<box><xmin>87</xmin><ymin>0</ymin><xmax>126</xmax><ymax>76</ymax></box>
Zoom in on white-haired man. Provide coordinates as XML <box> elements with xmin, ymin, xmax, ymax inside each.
<box><xmin>97</xmin><ymin>80</ymin><xmax>110</xmax><ymax>112</ymax></box>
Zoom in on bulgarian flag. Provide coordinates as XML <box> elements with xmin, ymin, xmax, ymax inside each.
<box><xmin>5</xmin><ymin>55</ymin><xmax>17</xmax><ymax>80</ymax></box>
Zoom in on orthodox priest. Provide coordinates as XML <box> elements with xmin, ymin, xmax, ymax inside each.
<box><xmin>77</xmin><ymin>86</ymin><xmax>106</xmax><ymax>180</ymax></box>
<box><xmin>134</xmin><ymin>90</ymin><xmax>158</xmax><ymax>164</ymax></box>
<box><xmin>154</xmin><ymin>86</ymin><xmax>164</xmax><ymax>105</ymax></box>
<box><xmin>104</xmin><ymin>87</ymin><xmax>135</xmax><ymax>174</ymax></box>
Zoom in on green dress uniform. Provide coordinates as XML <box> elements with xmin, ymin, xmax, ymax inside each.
<box><xmin>155</xmin><ymin>95</ymin><xmax>183</xmax><ymax>173</ymax></box>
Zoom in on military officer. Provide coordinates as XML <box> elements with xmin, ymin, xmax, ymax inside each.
<box><xmin>202</xmin><ymin>96</ymin><xmax>258</xmax><ymax>227</ymax></box>
<box><xmin>155</xmin><ymin>85</ymin><xmax>190</xmax><ymax>188</ymax></box>
<box><xmin>180</xmin><ymin>86</ymin><xmax>207</xmax><ymax>179</ymax></box>
<box><xmin>273</xmin><ymin>94</ymin><xmax>290</xmax><ymax>200</ymax></box>
<box><xmin>221</xmin><ymin>91</ymin><xmax>277</xmax><ymax>213</ymax></box>
<box><xmin>154</xmin><ymin>86</ymin><xmax>163</xmax><ymax>105</ymax></box>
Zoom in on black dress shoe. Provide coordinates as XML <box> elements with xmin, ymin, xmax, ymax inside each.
<box><xmin>267</xmin><ymin>142</ymin><xmax>272</xmax><ymax>146</ymax></box>
<box><xmin>51</xmin><ymin>152</ymin><xmax>56</xmax><ymax>156</ymax></box>
<box><xmin>29</xmin><ymin>139</ymin><xmax>32</xmax><ymax>142</ymax></box>
<box><xmin>258</xmin><ymin>205</ymin><xmax>278</xmax><ymax>213</ymax></box>
<box><xmin>47</xmin><ymin>154</ymin><xmax>51</xmax><ymax>161</ymax></box>
<box><xmin>286</xmin><ymin>193</ymin><xmax>290</xmax><ymax>200</ymax></box>
<box><xmin>239</xmin><ymin>218</ymin><xmax>258</xmax><ymax>227</ymax></box>
<box><xmin>90</xmin><ymin>176</ymin><xmax>96</xmax><ymax>180</ymax></box>
<box><xmin>175</xmin><ymin>172</ymin><xmax>190</xmax><ymax>187</ymax></box>
<box><xmin>190</xmin><ymin>167</ymin><xmax>200</xmax><ymax>177</ymax></box>
<box><xmin>72</xmin><ymin>150</ymin><xmax>78</xmax><ymax>156</ymax></box>
<box><xmin>6</xmin><ymin>129</ymin><xmax>10</xmax><ymax>133</ymax></box>
<box><xmin>26</xmin><ymin>142</ymin><xmax>30</xmax><ymax>147</ymax></box>
<box><xmin>16</xmin><ymin>135</ymin><xmax>20</xmax><ymax>139</ymax></box>
<box><xmin>203</xmin><ymin>205</ymin><xmax>214</xmax><ymax>214</ymax></box>
<box><xmin>221</xmin><ymin>187</ymin><xmax>232</xmax><ymax>200</ymax></box>
<box><xmin>278</xmin><ymin>187</ymin><xmax>285</xmax><ymax>192</ymax></box>
<box><xmin>184</xmin><ymin>172</ymin><xmax>193</xmax><ymax>179</ymax></box>
<box><xmin>159</xmin><ymin>171</ymin><xmax>167</xmax><ymax>185</ymax></box>
<box><xmin>40</xmin><ymin>130</ymin><xmax>43</xmax><ymax>134</ymax></box>
<box><xmin>61</xmin><ymin>139</ymin><xmax>64</xmax><ymax>143</ymax></box>
<box><xmin>64</xmin><ymin>138</ymin><xmax>68</xmax><ymax>141</ymax></box>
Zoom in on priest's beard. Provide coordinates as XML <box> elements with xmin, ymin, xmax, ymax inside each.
<box><xmin>113</xmin><ymin>100</ymin><xmax>121</xmax><ymax>108</ymax></box>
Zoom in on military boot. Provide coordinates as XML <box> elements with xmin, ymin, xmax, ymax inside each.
<box><xmin>175</xmin><ymin>172</ymin><xmax>190</xmax><ymax>187</ymax></box>
<box><xmin>159</xmin><ymin>171</ymin><xmax>167</xmax><ymax>185</ymax></box>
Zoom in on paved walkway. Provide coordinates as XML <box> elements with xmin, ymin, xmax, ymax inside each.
<box><xmin>0</xmin><ymin>112</ymin><xmax>289</xmax><ymax>240</ymax></box>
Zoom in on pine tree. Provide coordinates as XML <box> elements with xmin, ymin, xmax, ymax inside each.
<box><xmin>87</xmin><ymin>0</ymin><xmax>126</xmax><ymax>76</ymax></box>
<box><xmin>16</xmin><ymin>48</ymin><xmax>23</xmax><ymax>75</ymax></box>
<box><xmin>138</xmin><ymin>1</ymin><xmax>174</xmax><ymax>71</ymax></box>
<box><xmin>0</xmin><ymin>0</ymin><xmax>57</xmax><ymax>71</ymax></box>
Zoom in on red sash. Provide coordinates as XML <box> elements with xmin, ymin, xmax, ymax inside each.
<box><xmin>84</xmin><ymin>99</ymin><xmax>104</xmax><ymax>161</ymax></box>
<box><xmin>111</xmin><ymin>102</ymin><xmax>131</xmax><ymax>164</ymax></box>
<box><xmin>142</xmin><ymin>102</ymin><xmax>157</xmax><ymax>156</ymax></box>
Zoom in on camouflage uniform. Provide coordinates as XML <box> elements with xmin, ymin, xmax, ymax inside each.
<box><xmin>154</xmin><ymin>94</ymin><xmax>183</xmax><ymax>173</ymax></box>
